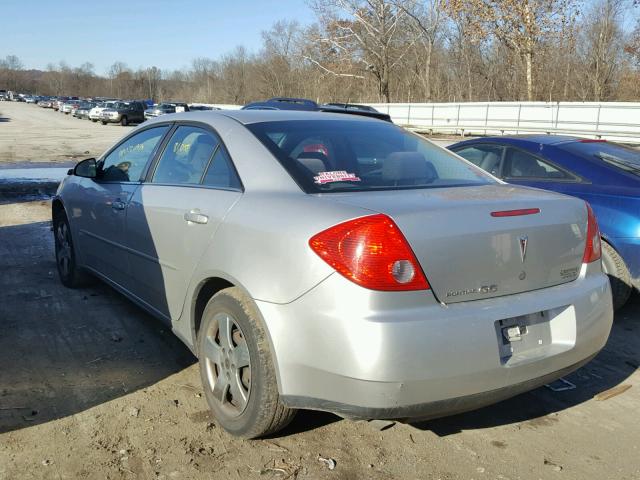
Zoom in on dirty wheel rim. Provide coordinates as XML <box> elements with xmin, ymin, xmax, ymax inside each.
<box><xmin>203</xmin><ymin>312</ymin><xmax>251</xmax><ymax>417</ymax></box>
<box><xmin>55</xmin><ymin>221</ymin><xmax>72</xmax><ymax>278</ymax></box>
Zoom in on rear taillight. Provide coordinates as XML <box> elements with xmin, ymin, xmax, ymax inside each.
<box><xmin>583</xmin><ymin>203</ymin><xmax>601</xmax><ymax>263</ymax></box>
<box><xmin>309</xmin><ymin>214</ymin><xmax>430</xmax><ymax>291</ymax></box>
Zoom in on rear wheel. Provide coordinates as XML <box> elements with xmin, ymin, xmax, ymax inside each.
<box><xmin>601</xmin><ymin>240</ymin><xmax>632</xmax><ymax>310</ymax></box>
<box><xmin>120</xmin><ymin>116</ymin><xmax>128</xmax><ymax>126</ymax></box>
<box><xmin>101</xmin><ymin>121</ymin><xmax>107</xmax><ymax>125</ymax></box>
<box><xmin>197</xmin><ymin>287</ymin><xmax>296</xmax><ymax>438</ymax></box>
<box><xmin>53</xmin><ymin>210</ymin><xmax>92</xmax><ymax>288</ymax></box>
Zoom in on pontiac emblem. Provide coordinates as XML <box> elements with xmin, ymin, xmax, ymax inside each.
<box><xmin>519</xmin><ymin>236</ymin><xmax>528</xmax><ymax>263</ymax></box>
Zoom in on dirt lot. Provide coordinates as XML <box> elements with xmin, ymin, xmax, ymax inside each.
<box><xmin>0</xmin><ymin>102</ymin><xmax>639</xmax><ymax>480</ymax></box>
<box><xmin>0</xmin><ymin>101</ymin><xmax>133</xmax><ymax>164</ymax></box>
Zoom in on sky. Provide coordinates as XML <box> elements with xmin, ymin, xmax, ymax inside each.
<box><xmin>0</xmin><ymin>0</ymin><xmax>315</xmax><ymax>74</ymax></box>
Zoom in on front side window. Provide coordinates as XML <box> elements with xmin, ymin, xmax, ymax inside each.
<box><xmin>246</xmin><ymin>120</ymin><xmax>494</xmax><ymax>193</ymax></box>
<box><xmin>453</xmin><ymin>144</ymin><xmax>503</xmax><ymax>176</ymax></box>
<box><xmin>503</xmin><ymin>148</ymin><xmax>570</xmax><ymax>179</ymax></box>
<box><xmin>99</xmin><ymin>126</ymin><xmax>170</xmax><ymax>182</ymax></box>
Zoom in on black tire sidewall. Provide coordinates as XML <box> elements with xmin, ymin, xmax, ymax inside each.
<box><xmin>53</xmin><ymin>212</ymin><xmax>79</xmax><ymax>288</ymax></box>
<box><xmin>197</xmin><ymin>289</ymin><xmax>273</xmax><ymax>437</ymax></box>
<box><xmin>601</xmin><ymin>241</ymin><xmax>632</xmax><ymax>310</ymax></box>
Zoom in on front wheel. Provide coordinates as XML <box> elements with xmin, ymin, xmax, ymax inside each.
<box><xmin>197</xmin><ymin>287</ymin><xmax>296</xmax><ymax>438</ymax></box>
<box><xmin>53</xmin><ymin>210</ymin><xmax>92</xmax><ymax>288</ymax></box>
<box><xmin>120</xmin><ymin>116</ymin><xmax>128</xmax><ymax>126</ymax></box>
<box><xmin>601</xmin><ymin>240</ymin><xmax>632</xmax><ymax>310</ymax></box>
<box><xmin>101</xmin><ymin>121</ymin><xmax>107</xmax><ymax>125</ymax></box>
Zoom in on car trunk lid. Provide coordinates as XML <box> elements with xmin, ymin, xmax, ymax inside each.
<box><xmin>322</xmin><ymin>184</ymin><xmax>587</xmax><ymax>303</ymax></box>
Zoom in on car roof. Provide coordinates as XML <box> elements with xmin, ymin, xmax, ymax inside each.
<box><xmin>459</xmin><ymin>134</ymin><xmax>583</xmax><ymax>147</ymax></box>
<box><xmin>173</xmin><ymin>109</ymin><xmax>384</xmax><ymax>125</ymax></box>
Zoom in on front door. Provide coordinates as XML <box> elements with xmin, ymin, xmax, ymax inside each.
<box><xmin>75</xmin><ymin>125</ymin><xmax>171</xmax><ymax>289</ymax></box>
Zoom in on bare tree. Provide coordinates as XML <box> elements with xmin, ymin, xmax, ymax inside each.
<box><xmin>580</xmin><ymin>0</ymin><xmax>625</xmax><ymax>100</ymax></box>
<box><xmin>308</xmin><ymin>0</ymin><xmax>415</xmax><ymax>102</ymax></box>
<box><xmin>446</xmin><ymin>0</ymin><xmax>579</xmax><ymax>101</ymax></box>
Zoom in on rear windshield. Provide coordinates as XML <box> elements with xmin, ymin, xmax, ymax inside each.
<box><xmin>246</xmin><ymin>120</ymin><xmax>494</xmax><ymax>193</ymax></box>
<box><xmin>560</xmin><ymin>141</ymin><xmax>640</xmax><ymax>176</ymax></box>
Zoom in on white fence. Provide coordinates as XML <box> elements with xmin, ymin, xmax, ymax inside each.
<box><xmin>365</xmin><ymin>101</ymin><xmax>640</xmax><ymax>143</ymax></box>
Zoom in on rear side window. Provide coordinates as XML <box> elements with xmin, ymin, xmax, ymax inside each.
<box><xmin>152</xmin><ymin>125</ymin><xmax>241</xmax><ymax>189</ymax></box>
<box><xmin>153</xmin><ymin>126</ymin><xmax>219</xmax><ymax>185</ymax></box>
<box><xmin>503</xmin><ymin>148</ymin><xmax>571</xmax><ymax>179</ymax></box>
<box><xmin>246</xmin><ymin>120</ymin><xmax>494</xmax><ymax>193</ymax></box>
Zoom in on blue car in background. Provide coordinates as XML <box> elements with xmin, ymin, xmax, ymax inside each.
<box><xmin>449</xmin><ymin>135</ymin><xmax>640</xmax><ymax>310</ymax></box>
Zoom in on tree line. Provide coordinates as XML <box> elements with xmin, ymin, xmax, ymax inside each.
<box><xmin>1</xmin><ymin>0</ymin><xmax>639</xmax><ymax>105</ymax></box>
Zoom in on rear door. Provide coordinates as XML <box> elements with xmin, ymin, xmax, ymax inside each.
<box><xmin>124</xmin><ymin>124</ymin><xmax>243</xmax><ymax>321</ymax></box>
<box><xmin>74</xmin><ymin>125</ymin><xmax>171</xmax><ymax>289</ymax></box>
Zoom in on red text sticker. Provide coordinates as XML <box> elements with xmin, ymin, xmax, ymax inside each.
<box><xmin>314</xmin><ymin>171</ymin><xmax>361</xmax><ymax>184</ymax></box>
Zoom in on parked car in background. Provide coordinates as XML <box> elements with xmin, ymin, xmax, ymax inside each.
<box><xmin>54</xmin><ymin>110</ymin><xmax>612</xmax><ymax>438</ymax></box>
<box><xmin>242</xmin><ymin>97</ymin><xmax>392</xmax><ymax>121</ymax></box>
<box><xmin>189</xmin><ymin>105</ymin><xmax>219</xmax><ymax>111</ymax></box>
<box><xmin>74</xmin><ymin>102</ymin><xmax>97</xmax><ymax>119</ymax></box>
<box><xmin>61</xmin><ymin>100</ymin><xmax>82</xmax><ymax>115</ymax></box>
<box><xmin>53</xmin><ymin>97</ymin><xmax>69</xmax><ymax>111</ymax></box>
<box><xmin>100</xmin><ymin>100</ymin><xmax>145</xmax><ymax>125</ymax></box>
<box><xmin>449</xmin><ymin>135</ymin><xmax>640</xmax><ymax>310</ymax></box>
<box><xmin>144</xmin><ymin>102</ymin><xmax>190</xmax><ymax>120</ymax></box>
<box><xmin>89</xmin><ymin>101</ymin><xmax>118</xmax><ymax>122</ymax></box>
<box><xmin>24</xmin><ymin>96</ymin><xmax>37</xmax><ymax>104</ymax></box>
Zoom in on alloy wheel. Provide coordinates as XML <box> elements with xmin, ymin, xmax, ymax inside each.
<box><xmin>55</xmin><ymin>221</ymin><xmax>72</xmax><ymax>278</ymax></box>
<box><xmin>202</xmin><ymin>312</ymin><xmax>251</xmax><ymax>417</ymax></box>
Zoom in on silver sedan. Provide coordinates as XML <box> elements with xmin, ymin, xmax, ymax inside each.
<box><xmin>53</xmin><ymin>110</ymin><xmax>613</xmax><ymax>438</ymax></box>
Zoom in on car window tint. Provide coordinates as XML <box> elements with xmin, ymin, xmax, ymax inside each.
<box><xmin>503</xmin><ymin>148</ymin><xmax>569</xmax><ymax>179</ymax></box>
<box><xmin>100</xmin><ymin>126</ymin><xmax>170</xmax><ymax>182</ymax></box>
<box><xmin>152</xmin><ymin>126</ymin><xmax>219</xmax><ymax>185</ymax></box>
<box><xmin>202</xmin><ymin>146</ymin><xmax>242</xmax><ymax>189</ymax></box>
<box><xmin>454</xmin><ymin>145</ymin><xmax>503</xmax><ymax>175</ymax></box>
<box><xmin>247</xmin><ymin>120</ymin><xmax>494</xmax><ymax>193</ymax></box>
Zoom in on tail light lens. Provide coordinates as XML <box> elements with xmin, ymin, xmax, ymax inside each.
<box><xmin>583</xmin><ymin>203</ymin><xmax>602</xmax><ymax>263</ymax></box>
<box><xmin>309</xmin><ymin>214</ymin><xmax>430</xmax><ymax>291</ymax></box>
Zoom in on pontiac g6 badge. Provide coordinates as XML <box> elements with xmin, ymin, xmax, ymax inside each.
<box><xmin>519</xmin><ymin>235</ymin><xmax>528</xmax><ymax>263</ymax></box>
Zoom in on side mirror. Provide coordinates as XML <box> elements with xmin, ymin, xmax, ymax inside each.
<box><xmin>73</xmin><ymin>158</ymin><xmax>97</xmax><ymax>178</ymax></box>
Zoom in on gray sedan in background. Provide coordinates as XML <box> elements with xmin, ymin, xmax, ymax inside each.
<box><xmin>52</xmin><ymin>110</ymin><xmax>613</xmax><ymax>438</ymax></box>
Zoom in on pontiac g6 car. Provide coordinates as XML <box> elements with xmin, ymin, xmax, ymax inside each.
<box><xmin>53</xmin><ymin>110</ymin><xmax>613</xmax><ymax>438</ymax></box>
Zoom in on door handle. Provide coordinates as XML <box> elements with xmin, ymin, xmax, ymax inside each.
<box><xmin>184</xmin><ymin>210</ymin><xmax>209</xmax><ymax>225</ymax></box>
<box><xmin>111</xmin><ymin>200</ymin><xmax>126</xmax><ymax>211</ymax></box>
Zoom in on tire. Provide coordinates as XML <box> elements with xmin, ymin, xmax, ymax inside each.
<box><xmin>120</xmin><ymin>116</ymin><xmax>128</xmax><ymax>126</ymax></box>
<box><xmin>601</xmin><ymin>240</ymin><xmax>632</xmax><ymax>311</ymax></box>
<box><xmin>101</xmin><ymin>121</ymin><xmax>107</xmax><ymax>125</ymax></box>
<box><xmin>197</xmin><ymin>287</ymin><xmax>296</xmax><ymax>438</ymax></box>
<box><xmin>91</xmin><ymin>119</ymin><xmax>97</xmax><ymax>122</ymax></box>
<box><xmin>53</xmin><ymin>210</ymin><xmax>92</xmax><ymax>288</ymax></box>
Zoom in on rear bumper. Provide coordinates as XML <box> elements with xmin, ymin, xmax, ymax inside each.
<box><xmin>256</xmin><ymin>263</ymin><xmax>613</xmax><ymax>420</ymax></box>
<box><xmin>282</xmin><ymin>355</ymin><xmax>595</xmax><ymax>420</ymax></box>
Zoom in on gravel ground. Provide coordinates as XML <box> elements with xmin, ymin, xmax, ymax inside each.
<box><xmin>0</xmin><ymin>102</ymin><xmax>639</xmax><ymax>480</ymax></box>
<box><xmin>0</xmin><ymin>101</ymin><xmax>133</xmax><ymax>164</ymax></box>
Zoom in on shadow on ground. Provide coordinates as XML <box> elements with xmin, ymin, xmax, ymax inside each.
<box><xmin>0</xmin><ymin>220</ymin><xmax>196</xmax><ymax>433</ymax></box>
